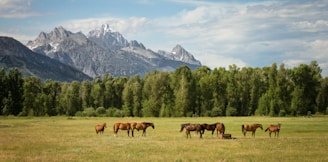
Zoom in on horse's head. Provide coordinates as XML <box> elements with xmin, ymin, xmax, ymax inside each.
<box><xmin>144</xmin><ymin>122</ymin><xmax>155</xmax><ymax>129</ymax></box>
<box><xmin>149</xmin><ymin>122</ymin><xmax>155</xmax><ymax>129</ymax></box>
<box><xmin>277</xmin><ymin>123</ymin><xmax>281</xmax><ymax>129</ymax></box>
<box><xmin>259</xmin><ymin>124</ymin><xmax>263</xmax><ymax>130</ymax></box>
<box><xmin>103</xmin><ymin>123</ymin><xmax>107</xmax><ymax>128</ymax></box>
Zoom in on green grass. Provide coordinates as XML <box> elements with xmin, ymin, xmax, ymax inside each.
<box><xmin>0</xmin><ymin>116</ymin><xmax>327</xmax><ymax>161</ymax></box>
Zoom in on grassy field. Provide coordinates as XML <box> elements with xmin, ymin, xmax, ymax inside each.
<box><xmin>0</xmin><ymin>116</ymin><xmax>327</xmax><ymax>162</ymax></box>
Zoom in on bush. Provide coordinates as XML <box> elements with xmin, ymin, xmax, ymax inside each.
<box><xmin>106</xmin><ymin>107</ymin><xmax>123</xmax><ymax>117</ymax></box>
<box><xmin>279</xmin><ymin>110</ymin><xmax>286</xmax><ymax>117</ymax></box>
<box><xmin>81</xmin><ymin>108</ymin><xmax>96</xmax><ymax>117</ymax></box>
<box><xmin>226</xmin><ymin>107</ymin><xmax>237</xmax><ymax>116</ymax></box>
<box><xmin>96</xmin><ymin>107</ymin><xmax>106</xmax><ymax>116</ymax></box>
<box><xmin>211</xmin><ymin>107</ymin><xmax>223</xmax><ymax>117</ymax></box>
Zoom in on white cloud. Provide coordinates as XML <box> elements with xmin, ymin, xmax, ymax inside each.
<box><xmin>19</xmin><ymin>0</ymin><xmax>328</xmax><ymax>76</ymax></box>
<box><xmin>0</xmin><ymin>31</ymin><xmax>34</xmax><ymax>44</ymax></box>
<box><xmin>0</xmin><ymin>0</ymin><xmax>39</xmax><ymax>18</ymax></box>
<box><xmin>64</xmin><ymin>17</ymin><xmax>149</xmax><ymax>37</ymax></box>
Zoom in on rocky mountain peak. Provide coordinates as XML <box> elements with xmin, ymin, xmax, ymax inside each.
<box><xmin>24</xmin><ymin>25</ymin><xmax>201</xmax><ymax>78</ymax></box>
<box><xmin>87</xmin><ymin>24</ymin><xmax>129</xmax><ymax>50</ymax></box>
<box><xmin>171</xmin><ymin>44</ymin><xmax>201</xmax><ymax>65</ymax></box>
<box><xmin>129</xmin><ymin>40</ymin><xmax>146</xmax><ymax>50</ymax></box>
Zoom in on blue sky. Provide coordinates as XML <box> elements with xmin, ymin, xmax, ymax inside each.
<box><xmin>1</xmin><ymin>0</ymin><xmax>328</xmax><ymax>76</ymax></box>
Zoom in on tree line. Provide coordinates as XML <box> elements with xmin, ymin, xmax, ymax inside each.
<box><xmin>1</xmin><ymin>61</ymin><xmax>327</xmax><ymax>117</ymax></box>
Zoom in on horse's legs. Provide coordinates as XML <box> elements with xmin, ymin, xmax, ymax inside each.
<box><xmin>186</xmin><ymin>130</ymin><xmax>189</xmax><ymax>138</ymax></box>
<box><xmin>114</xmin><ymin>129</ymin><xmax>118</xmax><ymax>137</ymax></box>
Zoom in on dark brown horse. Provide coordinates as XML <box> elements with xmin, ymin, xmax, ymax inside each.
<box><xmin>95</xmin><ymin>123</ymin><xmax>106</xmax><ymax>134</ymax></box>
<box><xmin>265</xmin><ymin>123</ymin><xmax>281</xmax><ymax>138</ymax></box>
<box><xmin>242</xmin><ymin>124</ymin><xmax>263</xmax><ymax>137</ymax></box>
<box><xmin>216</xmin><ymin>123</ymin><xmax>225</xmax><ymax>135</ymax></box>
<box><xmin>185</xmin><ymin>124</ymin><xmax>203</xmax><ymax>139</ymax></box>
<box><xmin>131</xmin><ymin>122</ymin><xmax>155</xmax><ymax>137</ymax></box>
<box><xmin>200</xmin><ymin>123</ymin><xmax>218</xmax><ymax>136</ymax></box>
<box><xmin>180</xmin><ymin>123</ymin><xmax>190</xmax><ymax>132</ymax></box>
<box><xmin>113</xmin><ymin>122</ymin><xmax>132</xmax><ymax>137</ymax></box>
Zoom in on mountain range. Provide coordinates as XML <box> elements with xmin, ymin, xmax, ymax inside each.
<box><xmin>1</xmin><ymin>24</ymin><xmax>202</xmax><ymax>81</ymax></box>
<box><xmin>0</xmin><ymin>36</ymin><xmax>92</xmax><ymax>82</ymax></box>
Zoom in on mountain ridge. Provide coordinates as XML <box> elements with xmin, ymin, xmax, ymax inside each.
<box><xmin>0</xmin><ymin>36</ymin><xmax>92</xmax><ymax>82</ymax></box>
<box><xmin>26</xmin><ymin>24</ymin><xmax>202</xmax><ymax>77</ymax></box>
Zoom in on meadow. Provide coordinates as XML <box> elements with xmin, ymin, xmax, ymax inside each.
<box><xmin>0</xmin><ymin>116</ymin><xmax>327</xmax><ymax>162</ymax></box>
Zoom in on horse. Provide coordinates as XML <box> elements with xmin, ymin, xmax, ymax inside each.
<box><xmin>265</xmin><ymin>123</ymin><xmax>281</xmax><ymax>138</ymax></box>
<box><xmin>200</xmin><ymin>123</ymin><xmax>218</xmax><ymax>136</ymax></box>
<box><xmin>242</xmin><ymin>124</ymin><xmax>263</xmax><ymax>137</ymax></box>
<box><xmin>180</xmin><ymin>123</ymin><xmax>190</xmax><ymax>132</ymax></box>
<box><xmin>185</xmin><ymin>124</ymin><xmax>203</xmax><ymax>139</ymax></box>
<box><xmin>113</xmin><ymin>122</ymin><xmax>132</xmax><ymax>137</ymax></box>
<box><xmin>95</xmin><ymin>123</ymin><xmax>106</xmax><ymax>134</ymax></box>
<box><xmin>131</xmin><ymin>122</ymin><xmax>155</xmax><ymax>137</ymax></box>
<box><xmin>216</xmin><ymin>123</ymin><xmax>225</xmax><ymax>135</ymax></box>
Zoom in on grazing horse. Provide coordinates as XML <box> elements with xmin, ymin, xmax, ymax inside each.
<box><xmin>242</xmin><ymin>124</ymin><xmax>263</xmax><ymax>137</ymax></box>
<box><xmin>185</xmin><ymin>124</ymin><xmax>203</xmax><ymax>139</ymax></box>
<box><xmin>95</xmin><ymin>123</ymin><xmax>107</xmax><ymax>134</ymax></box>
<box><xmin>216</xmin><ymin>123</ymin><xmax>225</xmax><ymax>135</ymax></box>
<box><xmin>265</xmin><ymin>123</ymin><xmax>281</xmax><ymax>138</ymax></box>
<box><xmin>200</xmin><ymin>123</ymin><xmax>218</xmax><ymax>136</ymax></box>
<box><xmin>113</xmin><ymin>122</ymin><xmax>132</xmax><ymax>137</ymax></box>
<box><xmin>180</xmin><ymin>123</ymin><xmax>190</xmax><ymax>132</ymax></box>
<box><xmin>131</xmin><ymin>122</ymin><xmax>155</xmax><ymax>137</ymax></box>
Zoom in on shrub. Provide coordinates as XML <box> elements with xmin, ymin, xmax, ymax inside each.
<box><xmin>96</xmin><ymin>107</ymin><xmax>106</xmax><ymax>116</ymax></box>
<box><xmin>226</xmin><ymin>107</ymin><xmax>237</xmax><ymax>116</ymax></box>
<box><xmin>279</xmin><ymin>110</ymin><xmax>286</xmax><ymax>117</ymax></box>
<box><xmin>83</xmin><ymin>108</ymin><xmax>96</xmax><ymax>117</ymax></box>
<box><xmin>211</xmin><ymin>107</ymin><xmax>223</xmax><ymax>117</ymax></box>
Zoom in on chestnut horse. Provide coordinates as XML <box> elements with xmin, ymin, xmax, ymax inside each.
<box><xmin>216</xmin><ymin>123</ymin><xmax>225</xmax><ymax>135</ymax></box>
<box><xmin>131</xmin><ymin>122</ymin><xmax>155</xmax><ymax>137</ymax></box>
<box><xmin>185</xmin><ymin>124</ymin><xmax>203</xmax><ymax>139</ymax></box>
<box><xmin>265</xmin><ymin>123</ymin><xmax>281</xmax><ymax>138</ymax></box>
<box><xmin>200</xmin><ymin>123</ymin><xmax>218</xmax><ymax>136</ymax></box>
<box><xmin>242</xmin><ymin>124</ymin><xmax>263</xmax><ymax>137</ymax></box>
<box><xmin>113</xmin><ymin>122</ymin><xmax>132</xmax><ymax>137</ymax></box>
<box><xmin>95</xmin><ymin>123</ymin><xmax>106</xmax><ymax>134</ymax></box>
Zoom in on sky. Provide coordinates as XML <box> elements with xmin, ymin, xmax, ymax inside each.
<box><xmin>1</xmin><ymin>0</ymin><xmax>328</xmax><ymax>76</ymax></box>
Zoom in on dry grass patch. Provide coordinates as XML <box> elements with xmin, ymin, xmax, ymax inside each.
<box><xmin>0</xmin><ymin>116</ymin><xmax>327</xmax><ymax>161</ymax></box>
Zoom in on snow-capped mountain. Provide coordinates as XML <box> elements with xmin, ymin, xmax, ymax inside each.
<box><xmin>26</xmin><ymin>24</ymin><xmax>202</xmax><ymax>77</ymax></box>
<box><xmin>87</xmin><ymin>24</ymin><xmax>129</xmax><ymax>50</ymax></box>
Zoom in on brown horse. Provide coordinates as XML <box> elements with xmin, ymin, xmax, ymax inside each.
<box><xmin>113</xmin><ymin>122</ymin><xmax>132</xmax><ymax>137</ymax></box>
<box><xmin>185</xmin><ymin>124</ymin><xmax>203</xmax><ymax>139</ymax></box>
<box><xmin>95</xmin><ymin>123</ymin><xmax>106</xmax><ymax>134</ymax></box>
<box><xmin>216</xmin><ymin>123</ymin><xmax>225</xmax><ymax>135</ymax></box>
<box><xmin>242</xmin><ymin>124</ymin><xmax>263</xmax><ymax>137</ymax></box>
<box><xmin>180</xmin><ymin>123</ymin><xmax>190</xmax><ymax>132</ymax></box>
<box><xmin>200</xmin><ymin>123</ymin><xmax>218</xmax><ymax>136</ymax></box>
<box><xmin>265</xmin><ymin>123</ymin><xmax>281</xmax><ymax>138</ymax></box>
<box><xmin>131</xmin><ymin>122</ymin><xmax>155</xmax><ymax>137</ymax></box>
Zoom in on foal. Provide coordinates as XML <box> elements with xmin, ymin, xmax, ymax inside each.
<box><xmin>95</xmin><ymin>123</ymin><xmax>107</xmax><ymax>134</ymax></box>
<box><xmin>265</xmin><ymin>123</ymin><xmax>281</xmax><ymax>138</ymax></box>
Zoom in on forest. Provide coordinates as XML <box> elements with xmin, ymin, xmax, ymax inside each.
<box><xmin>1</xmin><ymin>61</ymin><xmax>327</xmax><ymax>117</ymax></box>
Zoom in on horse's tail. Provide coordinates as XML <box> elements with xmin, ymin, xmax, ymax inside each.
<box><xmin>265</xmin><ymin>127</ymin><xmax>269</xmax><ymax>132</ymax></box>
<box><xmin>242</xmin><ymin>125</ymin><xmax>244</xmax><ymax>132</ymax></box>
